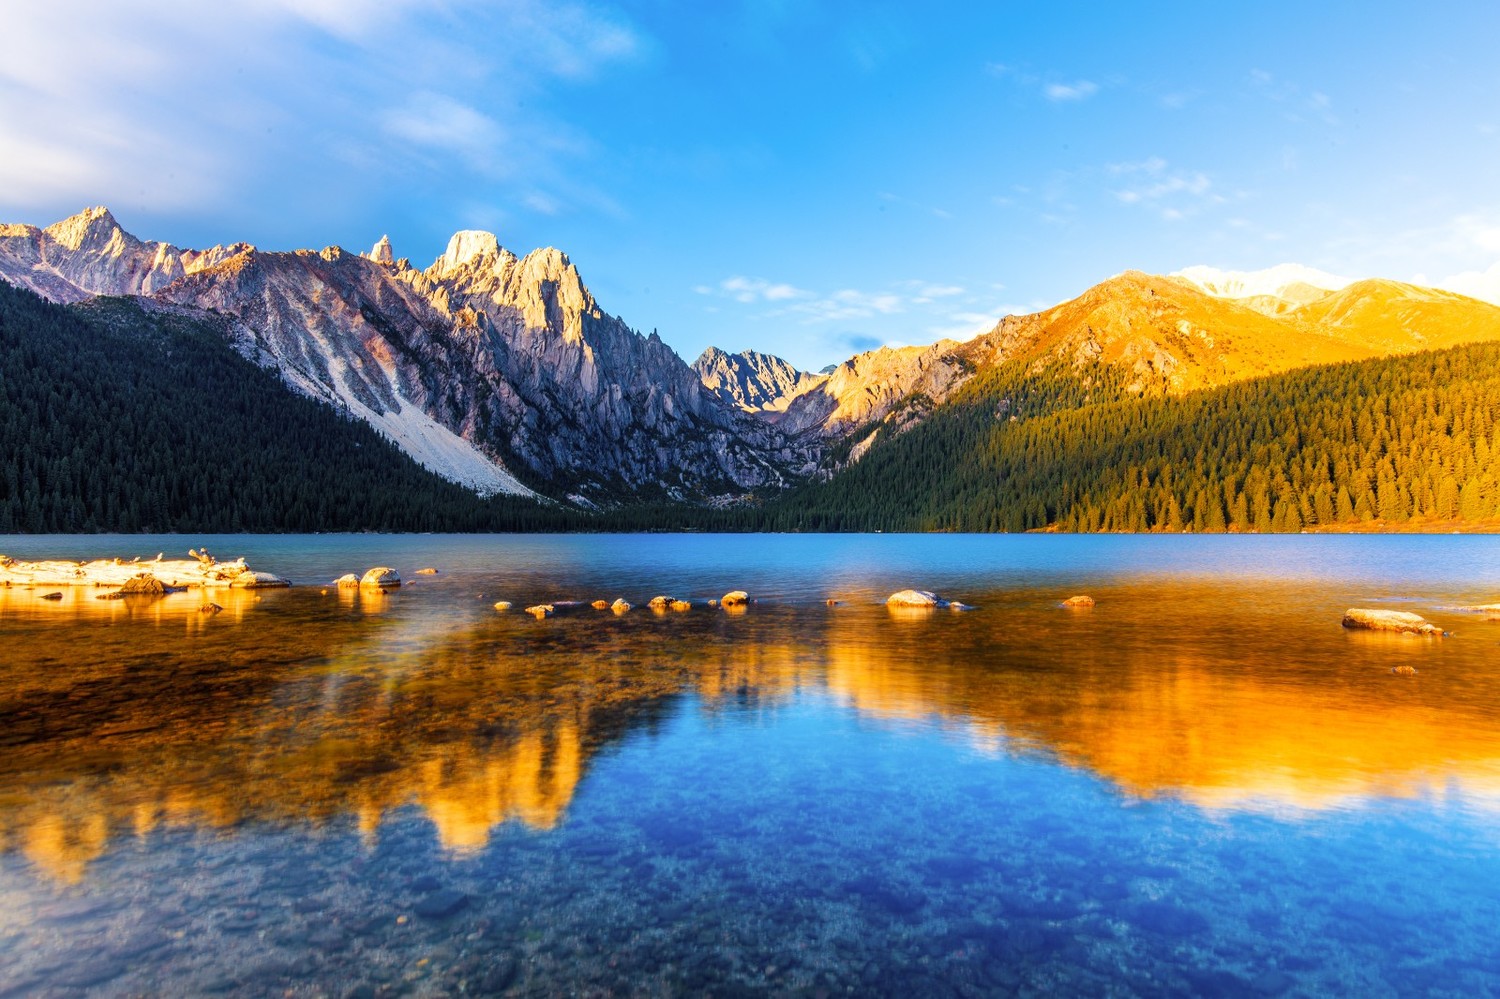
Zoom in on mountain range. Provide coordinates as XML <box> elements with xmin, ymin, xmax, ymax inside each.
<box><xmin>4</xmin><ymin>206</ymin><xmax>1500</xmax><ymax>528</ymax></box>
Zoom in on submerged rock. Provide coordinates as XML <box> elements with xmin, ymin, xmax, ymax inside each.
<box><xmin>360</xmin><ymin>567</ymin><xmax>400</xmax><ymax>588</ymax></box>
<box><xmin>591</xmin><ymin>599</ymin><xmax>610</xmax><ymax>610</ymax></box>
<box><xmin>200</xmin><ymin>603</ymin><xmax>223</xmax><ymax>615</ymax></box>
<box><xmin>1062</xmin><ymin>595</ymin><xmax>1095</xmax><ymax>608</ymax></box>
<box><xmin>611</xmin><ymin>598</ymin><xmax>632</xmax><ymax>614</ymax></box>
<box><xmin>415</xmin><ymin>567</ymin><xmax>439</xmax><ymax>575</ymax></box>
<box><xmin>1390</xmin><ymin>664</ymin><xmax>1419</xmax><ymax>676</ymax></box>
<box><xmin>887</xmin><ymin>589</ymin><xmax>946</xmax><ymax>608</ymax></box>
<box><xmin>40</xmin><ymin>591</ymin><xmax>63</xmax><ymax>601</ymax></box>
<box><xmin>525</xmin><ymin>604</ymin><xmax>554</xmax><ymax>619</ymax></box>
<box><xmin>492</xmin><ymin>600</ymin><xmax>512</xmax><ymax>611</ymax></box>
<box><xmin>670</xmin><ymin>599</ymin><xmax>693</xmax><ymax>612</ymax></box>
<box><xmin>647</xmin><ymin>595</ymin><xmax>675</xmax><ymax>610</ymax></box>
<box><xmin>1342</xmin><ymin>608</ymin><xmax>1445</xmax><ymax>636</ymax></box>
<box><xmin>721</xmin><ymin>590</ymin><xmax>749</xmax><ymax>606</ymax></box>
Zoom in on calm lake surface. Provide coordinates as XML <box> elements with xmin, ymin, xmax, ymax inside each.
<box><xmin>2</xmin><ymin>533</ymin><xmax>1499</xmax><ymax>998</ymax></box>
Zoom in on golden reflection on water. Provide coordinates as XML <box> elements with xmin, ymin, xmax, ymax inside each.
<box><xmin>3</xmin><ymin>578</ymin><xmax>1500</xmax><ymax>882</ymax></box>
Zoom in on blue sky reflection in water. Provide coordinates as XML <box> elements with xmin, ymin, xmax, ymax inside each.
<box><xmin>0</xmin><ymin>534</ymin><xmax>1498</xmax><ymax>995</ymax></box>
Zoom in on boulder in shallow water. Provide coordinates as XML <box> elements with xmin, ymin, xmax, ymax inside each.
<box><xmin>886</xmin><ymin>589</ymin><xmax>946</xmax><ymax>608</ymax></box>
<box><xmin>200</xmin><ymin>603</ymin><xmax>223</xmax><ymax>615</ymax></box>
<box><xmin>334</xmin><ymin>573</ymin><xmax>360</xmax><ymax>588</ymax></box>
<box><xmin>492</xmin><ymin>601</ymin><xmax>512</xmax><ymax>612</ymax></box>
<box><xmin>40</xmin><ymin>591</ymin><xmax>63</xmax><ymax>601</ymax></box>
<box><xmin>591</xmin><ymin>599</ymin><xmax>610</xmax><ymax>610</ymax></box>
<box><xmin>1062</xmin><ymin>595</ymin><xmax>1095</xmax><ymax>608</ymax></box>
<box><xmin>1342</xmin><ymin>608</ymin><xmax>1444</xmax><ymax>636</ymax></box>
<box><xmin>232</xmin><ymin>570</ymin><xmax>289</xmax><ymax>589</ymax></box>
<box><xmin>647</xmin><ymin>595</ymin><xmax>675</xmax><ymax>610</ymax></box>
<box><xmin>360</xmin><ymin>567</ymin><xmax>400</xmax><ymax>589</ymax></box>
<box><xmin>721</xmin><ymin>590</ymin><xmax>749</xmax><ymax>607</ymax></box>
<box><xmin>611</xmin><ymin>598</ymin><xmax>632</xmax><ymax>614</ymax></box>
<box><xmin>1390</xmin><ymin>664</ymin><xmax>1419</xmax><ymax>675</ymax></box>
<box><xmin>525</xmin><ymin>604</ymin><xmax>554</xmax><ymax>619</ymax></box>
<box><xmin>415</xmin><ymin>567</ymin><xmax>439</xmax><ymax>575</ymax></box>
<box><xmin>670</xmin><ymin>599</ymin><xmax>692</xmax><ymax>612</ymax></box>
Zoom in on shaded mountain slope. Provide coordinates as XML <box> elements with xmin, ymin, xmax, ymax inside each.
<box><xmin>0</xmin><ymin>281</ymin><xmax>567</xmax><ymax>533</ymax></box>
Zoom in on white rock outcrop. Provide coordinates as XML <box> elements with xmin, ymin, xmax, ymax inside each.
<box><xmin>1341</xmin><ymin>608</ymin><xmax>1444</xmax><ymax>636</ymax></box>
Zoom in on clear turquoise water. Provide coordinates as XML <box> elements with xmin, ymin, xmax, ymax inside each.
<box><xmin>1</xmin><ymin>534</ymin><xmax>1498</xmax><ymax>997</ymax></box>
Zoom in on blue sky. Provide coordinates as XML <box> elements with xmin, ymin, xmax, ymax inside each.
<box><xmin>3</xmin><ymin>1</ymin><xmax>1499</xmax><ymax>370</ymax></box>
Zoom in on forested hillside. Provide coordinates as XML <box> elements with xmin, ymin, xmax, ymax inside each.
<box><xmin>0</xmin><ymin>282</ymin><xmax>570</xmax><ymax>532</ymax></box>
<box><xmin>5</xmin><ymin>277</ymin><xmax>1500</xmax><ymax>535</ymax></box>
<box><xmin>736</xmin><ymin>343</ymin><xmax>1500</xmax><ymax>532</ymax></box>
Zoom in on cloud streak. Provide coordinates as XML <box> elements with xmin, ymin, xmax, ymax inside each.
<box><xmin>0</xmin><ymin>0</ymin><xmax>646</xmax><ymax>227</ymax></box>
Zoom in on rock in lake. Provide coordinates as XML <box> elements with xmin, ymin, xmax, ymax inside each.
<box><xmin>886</xmin><ymin>589</ymin><xmax>946</xmax><ymax>608</ymax></box>
<box><xmin>40</xmin><ymin>591</ymin><xmax>63</xmax><ymax>601</ymax></box>
<box><xmin>1062</xmin><ymin>595</ymin><xmax>1096</xmax><ymax>608</ymax></box>
<box><xmin>647</xmin><ymin>595</ymin><xmax>675</xmax><ymax>610</ymax></box>
<box><xmin>200</xmin><ymin>603</ymin><xmax>223</xmax><ymax>614</ymax></box>
<box><xmin>492</xmin><ymin>601</ymin><xmax>512</xmax><ymax>612</ymax></box>
<box><xmin>670</xmin><ymin>599</ymin><xmax>693</xmax><ymax>612</ymax></box>
<box><xmin>1342</xmin><ymin>608</ymin><xmax>1445</xmax><ymax>636</ymax></box>
<box><xmin>415</xmin><ymin>567</ymin><xmax>439</xmax><ymax>575</ymax></box>
<box><xmin>525</xmin><ymin>604</ymin><xmax>554</xmax><ymax>619</ymax></box>
<box><xmin>360</xmin><ymin>567</ymin><xmax>401</xmax><ymax>588</ymax></box>
<box><xmin>231</xmin><ymin>570</ymin><xmax>289</xmax><ymax>589</ymax></box>
<box><xmin>611</xmin><ymin>598</ymin><xmax>633</xmax><ymax>614</ymax></box>
<box><xmin>591</xmin><ymin>599</ymin><xmax>610</xmax><ymax>610</ymax></box>
<box><xmin>1391</xmin><ymin>664</ymin><xmax>1419</xmax><ymax>676</ymax></box>
<box><xmin>721</xmin><ymin>590</ymin><xmax>749</xmax><ymax>606</ymax></box>
<box><xmin>334</xmin><ymin>573</ymin><xmax>360</xmax><ymax>588</ymax></box>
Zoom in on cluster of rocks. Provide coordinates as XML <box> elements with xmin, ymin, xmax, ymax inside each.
<box><xmin>503</xmin><ymin>591</ymin><xmax>752</xmax><ymax>619</ymax></box>
<box><xmin>0</xmin><ymin>551</ymin><xmax>288</xmax><ymax>599</ymax></box>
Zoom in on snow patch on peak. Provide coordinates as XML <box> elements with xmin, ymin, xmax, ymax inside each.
<box><xmin>437</xmin><ymin>230</ymin><xmax>501</xmax><ymax>273</ymax></box>
<box><xmin>1173</xmin><ymin>263</ymin><xmax>1353</xmax><ymax>300</ymax></box>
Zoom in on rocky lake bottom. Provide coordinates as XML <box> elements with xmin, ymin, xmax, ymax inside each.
<box><xmin>1</xmin><ymin>533</ymin><xmax>1499</xmax><ymax>997</ymax></box>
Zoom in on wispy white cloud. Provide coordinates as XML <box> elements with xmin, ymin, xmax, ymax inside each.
<box><xmin>381</xmin><ymin>93</ymin><xmax>508</xmax><ymax>169</ymax></box>
<box><xmin>1045</xmin><ymin>80</ymin><xmax>1098</xmax><ymax>102</ymax></box>
<box><xmin>1249</xmin><ymin>68</ymin><xmax>1339</xmax><ymax>125</ymax></box>
<box><xmin>717</xmin><ymin>276</ymin><xmax>808</xmax><ymax>303</ymax></box>
<box><xmin>987</xmin><ymin>63</ymin><xmax>1106</xmax><ymax>104</ymax></box>
<box><xmin>0</xmin><ymin>0</ymin><xmax>646</xmax><ymax>225</ymax></box>
<box><xmin>1108</xmin><ymin>157</ymin><xmax>1219</xmax><ymax>220</ymax></box>
<box><xmin>1434</xmin><ymin>260</ymin><xmax>1500</xmax><ymax>305</ymax></box>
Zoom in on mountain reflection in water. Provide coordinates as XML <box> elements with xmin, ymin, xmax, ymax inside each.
<box><xmin>4</xmin><ymin>570</ymin><xmax>1499</xmax><ymax>886</ymax></box>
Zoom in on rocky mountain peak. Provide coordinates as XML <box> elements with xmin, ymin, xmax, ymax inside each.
<box><xmin>693</xmin><ymin>347</ymin><xmax>823</xmax><ymax>415</ymax></box>
<box><xmin>436</xmin><ymin>229</ymin><xmax>503</xmax><ymax>275</ymax></box>
<box><xmin>43</xmin><ymin>206</ymin><xmax>136</xmax><ymax>253</ymax></box>
<box><xmin>367</xmin><ymin>235</ymin><xmax>395</xmax><ymax>266</ymax></box>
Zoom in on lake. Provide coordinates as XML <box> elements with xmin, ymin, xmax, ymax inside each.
<box><xmin>2</xmin><ymin>533</ymin><xmax>1499</xmax><ymax>997</ymax></box>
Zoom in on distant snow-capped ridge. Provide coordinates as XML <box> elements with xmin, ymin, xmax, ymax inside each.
<box><xmin>1172</xmin><ymin>263</ymin><xmax>1354</xmax><ymax>300</ymax></box>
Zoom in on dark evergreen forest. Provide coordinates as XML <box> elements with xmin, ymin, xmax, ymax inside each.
<box><xmin>0</xmin><ymin>282</ymin><xmax>572</xmax><ymax>532</ymax></box>
<box><xmin>730</xmin><ymin>344</ymin><xmax>1500</xmax><ymax>532</ymax></box>
<box><xmin>4</xmin><ymin>279</ymin><xmax>1498</xmax><ymax>534</ymax></box>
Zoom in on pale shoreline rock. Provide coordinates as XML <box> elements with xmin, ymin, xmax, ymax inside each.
<box><xmin>886</xmin><ymin>589</ymin><xmax>944</xmax><ymax>608</ymax></box>
<box><xmin>0</xmin><ymin>553</ymin><xmax>288</xmax><ymax>590</ymax></box>
<box><xmin>360</xmin><ymin>567</ymin><xmax>400</xmax><ymax>588</ymax></box>
<box><xmin>1062</xmin><ymin>595</ymin><xmax>1096</xmax><ymax>608</ymax></box>
<box><xmin>1341</xmin><ymin>608</ymin><xmax>1445</xmax><ymax>636</ymax></box>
